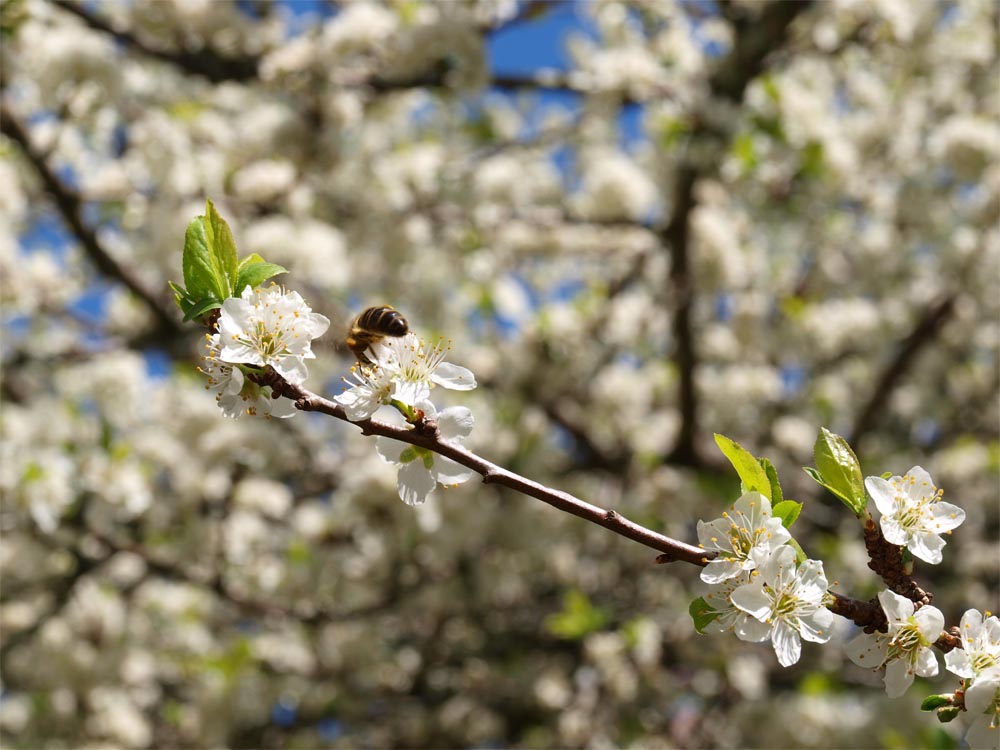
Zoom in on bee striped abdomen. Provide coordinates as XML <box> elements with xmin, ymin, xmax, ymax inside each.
<box><xmin>346</xmin><ymin>305</ymin><xmax>409</xmax><ymax>364</ymax></box>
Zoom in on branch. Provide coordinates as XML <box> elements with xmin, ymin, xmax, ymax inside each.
<box><xmin>50</xmin><ymin>0</ymin><xmax>259</xmax><ymax>83</ymax></box>
<box><xmin>0</xmin><ymin>104</ymin><xmax>182</xmax><ymax>337</ymax></box>
<box><xmin>659</xmin><ymin>1</ymin><xmax>812</xmax><ymax>467</ymax></box>
<box><xmin>849</xmin><ymin>294</ymin><xmax>957</xmax><ymax>445</ymax></box>
<box><xmin>262</xmin><ymin>373</ymin><xmax>709</xmax><ymax>566</ymax></box>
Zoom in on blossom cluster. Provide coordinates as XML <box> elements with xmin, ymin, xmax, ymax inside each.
<box><xmin>696</xmin><ymin>459</ymin><xmax>993</xmax><ymax>746</ymax></box>
<box><xmin>698</xmin><ymin>492</ymin><xmax>833</xmax><ymax>667</ymax></box>
<box><xmin>334</xmin><ymin>332</ymin><xmax>477</xmax><ymax>507</ymax></box>
<box><xmin>199</xmin><ymin>284</ymin><xmax>330</xmax><ymax>419</ymax></box>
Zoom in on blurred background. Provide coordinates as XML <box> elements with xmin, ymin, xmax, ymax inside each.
<box><xmin>1</xmin><ymin>0</ymin><xmax>998</xmax><ymax>748</ymax></box>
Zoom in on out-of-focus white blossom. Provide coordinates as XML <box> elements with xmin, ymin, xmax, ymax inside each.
<box><xmin>964</xmin><ymin>665</ymin><xmax>1000</xmax><ymax>749</ymax></box>
<box><xmin>573</xmin><ymin>149</ymin><xmax>658</xmax><ymax>222</ymax></box>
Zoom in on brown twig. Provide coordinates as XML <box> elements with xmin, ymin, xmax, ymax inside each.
<box><xmin>862</xmin><ymin>517</ymin><xmax>933</xmax><ymax>605</ymax></box>
<box><xmin>260</xmin><ymin>371</ymin><xmax>709</xmax><ymax>566</ymax></box>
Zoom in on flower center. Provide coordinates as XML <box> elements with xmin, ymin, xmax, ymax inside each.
<box><xmin>972</xmin><ymin>652</ymin><xmax>997</xmax><ymax>673</ymax></box>
<box><xmin>886</xmin><ymin>620</ymin><xmax>924</xmax><ymax>660</ymax></box>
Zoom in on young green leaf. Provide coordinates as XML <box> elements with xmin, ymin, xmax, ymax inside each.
<box><xmin>182</xmin><ymin>215</ymin><xmax>219</xmax><ymax>299</ymax></box>
<box><xmin>689</xmin><ymin>597</ymin><xmax>719</xmax><ymax>635</ymax></box>
<box><xmin>181</xmin><ymin>296</ymin><xmax>222</xmax><ymax>322</ymax></box>
<box><xmin>714</xmin><ymin>434</ymin><xmax>771</xmax><ymax>499</ymax></box>
<box><xmin>545</xmin><ymin>590</ymin><xmax>609</xmax><ymax>640</ymax></box>
<box><xmin>771</xmin><ymin>500</ymin><xmax>802</xmax><ymax>529</ymax></box>
<box><xmin>234</xmin><ymin>260</ymin><xmax>287</xmax><ymax>296</ymax></box>
<box><xmin>760</xmin><ymin>457</ymin><xmax>784</xmax><ymax>505</ymax></box>
<box><xmin>812</xmin><ymin>428</ymin><xmax>866</xmax><ymax>515</ymax></box>
<box><xmin>205</xmin><ymin>198</ymin><xmax>238</xmax><ymax>297</ymax></box>
<box><xmin>920</xmin><ymin>695</ymin><xmax>953</xmax><ymax>711</ymax></box>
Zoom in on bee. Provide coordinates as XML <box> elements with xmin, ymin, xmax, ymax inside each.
<box><xmin>346</xmin><ymin>305</ymin><xmax>409</xmax><ymax>365</ymax></box>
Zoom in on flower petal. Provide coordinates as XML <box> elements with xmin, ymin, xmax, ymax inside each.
<box><xmin>771</xmin><ymin>620</ymin><xmax>802</xmax><ymax>667</ymax></box>
<box><xmin>884</xmin><ymin>657</ymin><xmax>915</xmax><ymax>698</ymax></box>
<box><xmin>730</xmin><ymin>582</ymin><xmax>771</xmax><ymax>621</ymax></box>
<box><xmin>437</xmin><ymin>406</ymin><xmax>475</xmax><ymax>441</ymax></box>
<box><xmin>397</xmin><ymin>461</ymin><xmax>436</xmax><ymax>506</ymax></box>
<box><xmin>432</xmin><ymin>456</ymin><xmax>475</xmax><ymax>484</ymax></box>
<box><xmin>431</xmin><ymin>362</ymin><xmax>477</xmax><ymax>390</ymax></box>
<box><xmin>913</xmin><ymin>646</ymin><xmax>939</xmax><ymax>678</ymax></box>
<box><xmin>798</xmin><ymin>608</ymin><xmax>834</xmax><ymax>644</ymax></box>
<box><xmin>376</xmin><ymin>436</ymin><xmax>408</xmax><ymax>463</ymax></box>
<box><xmin>865</xmin><ymin>476</ymin><xmax>896</xmax><ymax>515</ymax></box>
<box><xmin>846</xmin><ymin>632</ymin><xmax>888</xmax><ymax>669</ymax></box>
<box><xmin>907</xmin><ymin>531</ymin><xmax>946</xmax><ymax>564</ymax></box>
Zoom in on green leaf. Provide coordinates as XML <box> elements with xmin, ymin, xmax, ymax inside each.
<box><xmin>205</xmin><ymin>198</ymin><xmax>238</xmax><ymax>297</ymax></box>
<box><xmin>181</xmin><ymin>296</ymin><xmax>222</xmax><ymax>322</ymax></box>
<box><xmin>234</xmin><ymin>260</ymin><xmax>287</xmax><ymax>296</ymax></box>
<box><xmin>714</xmin><ymin>434</ymin><xmax>771</xmax><ymax>499</ymax></box>
<box><xmin>733</xmin><ymin>132</ymin><xmax>757</xmax><ymax>170</ymax></box>
<box><xmin>920</xmin><ymin>694</ymin><xmax>953</xmax><ymax>711</ymax></box>
<box><xmin>545</xmin><ymin>590</ymin><xmax>609</xmax><ymax>640</ymax></box>
<box><xmin>772</xmin><ymin>500</ymin><xmax>802</xmax><ymax>529</ymax></box>
<box><xmin>880</xmin><ymin>471</ymin><xmax>893</xmax><ymax>480</ymax></box>
<box><xmin>803</xmin><ymin>466</ymin><xmax>823</xmax><ymax>484</ymax></box>
<box><xmin>812</xmin><ymin>428</ymin><xmax>866</xmax><ymax>516</ymax></box>
<box><xmin>935</xmin><ymin>706</ymin><xmax>961</xmax><ymax>723</ymax></box>
<box><xmin>760</xmin><ymin>457</ymin><xmax>784</xmax><ymax>505</ymax></box>
<box><xmin>689</xmin><ymin>597</ymin><xmax>719</xmax><ymax>635</ymax></box>
<box><xmin>182</xmin><ymin>215</ymin><xmax>219</xmax><ymax>299</ymax></box>
<box><xmin>398</xmin><ymin>447</ymin><xmax>419</xmax><ymax>463</ymax></box>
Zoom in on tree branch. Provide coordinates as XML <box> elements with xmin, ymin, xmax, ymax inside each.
<box><xmin>0</xmin><ymin>105</ymin><xmax>181</xmax><ymax>337</ymax></box>
<box><xmin>849</xmin><ymin>294</ymin><xmax>957</xmax><ymax>445</ymax></box>
<box><xmin>262</xmin><ymin>374</ymin><xmax>709</xmax><ymax>566</ymax></box>
<box><xmin>659</xmin><ymin>1</ymin><xmax>812</xmax><ymax>467</ymax></box>
<box><xmin>50</xmin><ymin>0</ymin><xmax>259</xmax><ymax>83</ymax></box>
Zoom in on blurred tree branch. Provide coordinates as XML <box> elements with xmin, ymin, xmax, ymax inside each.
<box><xmin>662</xmin><ymin>1</ymin><xmax>813</xmax><ymax>467</ymax></box>
<box><xmin>849</xmin><ymin>293</ymin><xmax>957</xmax><ymax>446</ymax></box>
<box><xmin>0</xmin><ymin>104</ymin><xmax>182</xmax><ymax>338</ymax></box>
<box><xmin>51</xmin><ymin>0</ymin><xmax>259</xmax><ymax>83</ymax></box>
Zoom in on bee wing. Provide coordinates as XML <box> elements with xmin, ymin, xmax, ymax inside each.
<box><xmin>306</xmin><ymin>296</ymin><xmax>352</xmax><ymax>353</ymax></box>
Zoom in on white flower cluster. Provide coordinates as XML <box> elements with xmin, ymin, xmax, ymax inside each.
<box><xmin>848</xmin><ymin>600</ymin><xmax>1000</xmax><ymax>746</ymax></box>
<box><xmin>698</xmin><ymin>492</ymin><xmax>833</xmax><ymax>667</ymax></box>
<box><xmin>199</xmin><ymin>285</ymin><xmax>330</xmax><ymax>419</ymax></box>
<box><xmin>698</xmin><ymin>466</ymin><xmax>990</xmax><ymax>744</ymax></box>
<box><xmin>335</xmin><ymin>332</ymin><xmax>477</xmax><ymax>507</ymax></box>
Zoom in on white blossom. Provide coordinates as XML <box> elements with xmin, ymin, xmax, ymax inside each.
<box><xmin>845</xmin><ymin>589</ymin><xmax>944</xmax><ymax>698</ymax></box>
<box><xmin>865</xmin><ymin>466</ymin><xmax>965</xmax><ymax>564</ymax></box>
<box><xmin>964</xmin><ymin>665</ymin><xmax>1000</xmax><ymax>749</ymax></box>
<box><xmin>199</xmin><ymin>333</ymin><xmax>296</xmax><ymax>419</ymax></box>
<box><xmin>335</xmin><ymin>332</ymin><xmax>476</xmax><ymax>421</ymax></box>
<box><xmin>945</xmin><ymin>609</ymin><xmax>1000</xmax><ymax>680</ymax></box>
<box><xmin>697</xmin><ymin>492</ymin><xmax>791</xmax><ymax>584</ymax></box>
<box><xmin>375</xmin><ymin>401</ymin><xmax>475</xmax><ymax>506</ymax></box>
<box><xmin>217</xmin><ymin>284</ymin><xmax>330</xmax><ymax>385</ymax></box>
<box><xmin>729</xmin><ymin>546</ymin><xmax>834</xmax><ymax>667</ymax></box>
<box><xmin>701</xmin><ymin>571</ymin><xmax>771</xmax><ymax>643</ymax></box>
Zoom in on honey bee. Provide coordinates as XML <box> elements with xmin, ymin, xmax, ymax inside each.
<box><xmin>346</xmin><ymin>305</ymin><xmax>409</xmax><ymax>365</ymax></box>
